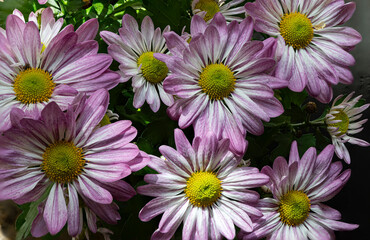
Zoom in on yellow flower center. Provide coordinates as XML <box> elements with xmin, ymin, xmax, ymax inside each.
<box><xmin>13</xmin><ymin>68</ymin><xmax>55</xmax><ymax>104</ymax></box>
<box><xmin>198</xmin><ymin>63</ymin><xmax>236</xmax><ymax>100</ymax></box>
<box><xmin>328</xmin><ymin>110</ymin><xmax>350</xmax><ymax>135</ymax></box>
<box><xmin>99</xmin><ymin>114</ymin><xmax>111</xmax><ymax>127</ymax></box>
<box><xmin>41</xmin><ymin>42</ymin><xmax>46</xmax><ymax>53</ymax></box>
<box><xmin>194</xmin><ymin>0</ymin><xmax>220</xmax><ymax>22</ymax></box>
<box><xmin>184</xmin><ymin>171</ymin><xmax>222</xmax><ymax>207</ymax></box>
<box><xmin>279</xmin><ymin>12</ymin><xmax>314</xmax><ymax>49</ymax></box>
<box><xmin>278</xmin><ymin>190</ymin><xmax>311</xmax><ymax>226</ymax></box>
<box><xmin>137</xmin><ymin>52</ymin><xmax>169</xmax><ymax>84</ymax></box>
<box><xmin>42</xmin><ymin>141</ymin><xmax>86</xmax><ymax>183</ymax></box>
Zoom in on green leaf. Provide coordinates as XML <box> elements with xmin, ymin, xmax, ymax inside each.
<box><xmin>93</xmin><ymin>2</ymin><xmax>104</xmax><ymax>15</ymax></box>
<box><xmin>136</xmin><ymin>137</ymin><xmax>155</xmax><ymax>155</ymax></box>
<box><xmin>354</xmin><ymin>98</ymin><xmax>366</xmax><ymax>108</ymax></box>
<box><xmin>278</xmin><ymin>88</ymin><xmax>308</xmax><ymax>110</ymax></box>
<box><xmin>142</xmin><ymin>0</ymin><xmax>191</xmax><ymax>34</ymax></box>
<box><xmin>296</xmin><ymin>133</ymin><xmax>316</xmax><ymax>155</ymax></box>
<box><xmin>16</xmin><ymin>184</ymin><xmax>53</xmax><ymax>240</ymax></box>
<box><xmin>0</xmin><ymin>0</ymin><xmax>35</xmax><ymax>28</ymax></box>
<box><xmin>289</xmin><ymin>103</ymin><xmax>306</xmax><ymax>123</ymax></box>
<box><xmin>270</xmin><ymin>133</ymin><xmax>294</xmax><ymax>160</ymax></box>
<box><xmin>315</xmin><ymin>128</ymin><xmax>331</xmax><ymax>151</ymax></box>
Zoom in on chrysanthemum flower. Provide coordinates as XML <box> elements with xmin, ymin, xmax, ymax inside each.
<box><xmin>10</xmin><ymin>7</ymin><xmax>98</xmax><ymax>51</ymax></box>
<box><xmin>0</xmin><ymin>10</ymin><xmax>120</xmax><ymax>132</ymax></box>
<box><xmin>325</xmin><ymin>92</ymin><xmax>370</xmax><ymax>164</ymax></box>
<box><xmin>239</xmin><ymin>141</ymin><xmax>358</xmax><ymax>240</ymax></box>
<box><xmin>0</xmin><ymin>89</ymin><xmax>149</xmax><ymax>237</ymax></box>
<box><xmin>245</xmin><ymin>0</ymin><xmax>362</xmax><ymax>103</ymax></box>
<box><xmin>157</xmin><ymin>13</ymin><xmax>286</xmax><ymax>156</ymax></box>
<box><xmin>100</xmin><ymin>15</ymin><xmax>174</xmax><ymax>112</ymax></box>
<box><xmin>138</xmin><ymin>129</ymin><xmax>269</xmax><ymax>240</ymax></box>
<box><xmin>191</xmin><ymin>0</ymin><xmax>246</xmax><ymax>23</ymax></box>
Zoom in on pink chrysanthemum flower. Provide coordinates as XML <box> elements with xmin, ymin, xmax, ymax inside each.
<box><xmin>157</xmin><ymin>13</ymin><xmax>286</xmax><ymax>156</ymax></box>
<box><xmin>245</xmin><ymin>0</ymin><xmax>362</xmax><ymax>103</ymax></box>
<box><xmin>0</xmin><ymin>9</ymin><xmax>120</xmax><ymax>132</ymax></box>
<box><xmin>10</xmin><ymin>7</ymin><xmax>98</xmax><ymax>51</ymax></box>
<box><xmin>191</xmin><ymin>0</ymin><xmax>246</xmax><ymax>23</ymax></box>
<box><xmin>138</xmin><ymin>129</ymin><xmax>269</xmax><ymax>240</ymax></box>
<box><xmin>325</xmin><ymin>92</ymin><xmax>370</xmax><ymax>164</ymax></box>
<box><xmin>239</xmin><ymin>141</ymin><xmax>358</xmax><ymax>240</ymax></box>
<box><xmin>0</xmin><ymin>89</ymin><xmax>149</xmax><ymax>237</ymax></box>
<box><xmin>100</xmin><ymin>15</ymin><xmax>174</xmax><ymax>112</ymax></box>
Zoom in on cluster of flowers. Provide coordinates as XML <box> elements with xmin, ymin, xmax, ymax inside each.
<box><xmin>0</xmin><ymin>0</ymin><xmax>368</xmax><ymax>239</ymax></box>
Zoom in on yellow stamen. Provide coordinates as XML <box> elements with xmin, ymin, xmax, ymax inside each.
<box><xmin>184</xmin><ymin>171</ymin><xmax>222</xmax><ymax>207</ymax></box>
<box><xmin>13</xmin><ymin>68</ymin><xmax>55</xmax><ymax>104</ymax></box>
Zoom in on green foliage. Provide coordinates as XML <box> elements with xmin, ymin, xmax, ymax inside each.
<box><xmin>0</xmin><ymin>0</ymin><xmax>38</xmax><ymax>28</ymax></box>
<box><xmin>142</xmin><ymin>0</ymin><xmax>192</xmax><ymax>34</ymax></box>
<box><xmin>297</xmin><ymin>133</ymin><xmax>316</xmax><ymax>155</ymax></box>
<box><xmin>16</xmin><ymin>185</ymin><xmax>52</xmax><ymax>240</ymax></box>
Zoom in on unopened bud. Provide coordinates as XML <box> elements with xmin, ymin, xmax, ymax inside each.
<box><xmin>305</xmin><ymin>101</ymin><xmax>317</xmax><ymax>114</ymax></box>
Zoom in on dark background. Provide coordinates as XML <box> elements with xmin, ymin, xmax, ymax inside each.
<box><xmin>331</xmin><ymin>0</ymin><xmax>370</xmax><ymax>239</ymax></box>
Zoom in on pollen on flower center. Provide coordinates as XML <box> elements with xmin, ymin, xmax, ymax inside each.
<box><xmin>184</xmin><ymin>171</ymin><xmax>222</xmax><ymax>207</ymax></box>
<box><xmin>278</xmin><ymin>190</ymin><xmax>311</xmax><ymax>226</ymax></box>
<box><xmin>99</xmin><ymin>114</ymin><xmax>111</xmax><ymax>127</ymax></box>
<box><xmin>137</xmin><ymin>51</ymin><xmax>169</xmax><ymax>84</ymax></box>
<box><xmin>41</xmin><ymin>42</ymin><xmax>46</xmax><ymax>53</ymax></box>
<box><xmin>279</xmin><ymin>12</ymin><xmax>314</xmax><ymax>49</ymax></box>
<box><xmin>42</xmin><ymin>141</ymin><xmax>86</xmax><ymax>183</ymax></box>
<box><xmin>198</xmin><ymin>63</ymin><xmax>236</xmax><ymax>100</ymax></box>
<box><xmin>328</xmin><ymin>110</ymin><xmax>350</xmax><ymax>135</ymax></box>
<box><xmin>13</xmin><ymin>68</ymin><xmax>55</xmax><ymax>104</ymax></box>
<box><xmin>194</xmin><ymin>0</ymin><xmax>220</xmax><ymax>22</ymax></box>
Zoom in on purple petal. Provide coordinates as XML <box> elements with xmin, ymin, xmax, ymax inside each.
<box><xmin>158</xmin><ymin>198</ymin><xmax>189</xmax><ymax>233</ymax></box>
<box><xmin>190</xmin><ymin>15</ymin><xmax>207</xmax><ymax>36</ymax></box>
<box><xmin>99</xmin><ymin>180</ymin><xmax>136</xmax><ymax>201</ymax></box>
<box><xmin>84</xmin><ymin>120</ymin><xmax>136</xmax><ymax>150</ymax></box>
<box><xmin>43</xmin><ymin>183</ymin><xmax>68</xmax><ymax>235</ymax></box>
<box><xmin>85</xmin><ymin>145</ymin><xmax>139</xmax><ymax>165</ymax></box>
<box><xmin>182</xmin><ymin>207</ymin><xmax>198</xmax><ymax>240</ymax></box>
<box><xmin>31</xmin><ymin>205</ymin><xmax>48</xmax><ymax>237</ymax></box>
<box><xmin>164</xmin><ymin>31</ymin><xmax>188</xmax><ymax>57</ymax></box>
<box><xmin>76</xmin><ymin>175</ymin><xmax>113</xmax><ymax>204</ymax></box>
<box><xmin>23</xmin><ymin>21</ymin><xmax>41</xmax><ymax>67</ymax></box>
<box><xmin>159</xmin><ymin>145</ymin><xmax>193</xmax><ymax>176</ymax></box>
<box><xmin>74</xmin><ymin>89</ymin><xmax>109</xmax><ymax>145</ymax></box>
<box><xmin>141</xmin><ymin>16</ymin><xmax>154</xmax><ymax>49</ymax></box>
<box><xmin>318</xmin><ymin>27</ymin><xmax>361</xmax><ymax>48</ymax></box>
<box><xmin>311</xmin><ymin>203</ymin><xmax>341</xmax><ymax>220</ymax></box>
<box><xmin>0</xmin><ymin>172</ymin><xmax>44</xmax><ymax>200</ymax></box>
<box><xmin>42</xmin><ymin>32</ymin><xmax>78</xmax><ymax>72</ymax></box>
<box><xmin>76</xmin><ymin>18</ymin><xmax>98</xmax><ymax>42</ymax></box>
<box><xmin>174</xmin><ymin>129</ymin><xmax>196</xmax><ymax>171</ymax></box>
<box><xmin>84</xmin><ymin>163</ymin><xmax>132</xmax><ymax>182</ymax></box>
<box><xmin>212</xmin><ymin>206</ymin><xmax>235</xmax><ymax>239</ymax></box>
<box><xmin>67</xmin><ymin>184</ymin><xmax>81</xmax><ymax>237</ymax></box>
<box><xmin>139</xmin><ymin>196</ymin><xmax>184</xmax><ymax>222</ymax></box>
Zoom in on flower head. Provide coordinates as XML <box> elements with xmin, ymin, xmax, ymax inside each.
<box><xmin>100</xmin><ymin>15</ymin><xmax>174</xmax><ymax>112</ymax></box>
<box><xmin>138</xmin><ymin>129</ymin><xmax>269</xmax><ymax>240</ymax></box>
<box><xmin>0</xmin><ymin>89</ymin><xmax>149</xmax><ymax>237</ymax></box>
<box><xmin>325</xmin><ymin>92</ymin><xmax>370</xmax><ymax>164</ymax></box>
<box><xmin>245</xmin><ymin>0</ymin><xmax>362</xmax><ymax>103</ymax></box>
<box><xmin>192</xmin><ymin>0</ymin><xmax>246</xmax><ymax>23</ymax></box>
<box><xmin>0</xmin><ymin>9</ymin><xmax>120</xmax><ymax>132</ymax></box>
<box><xmin>239</xmin><ymin>141</ymin><xmax>358</xmax><ymax>240</ymax></box>
<box><xmin>158</xmin><ymin>13</ymin><xmax>286</xmax><ymax>156</ymax></box>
